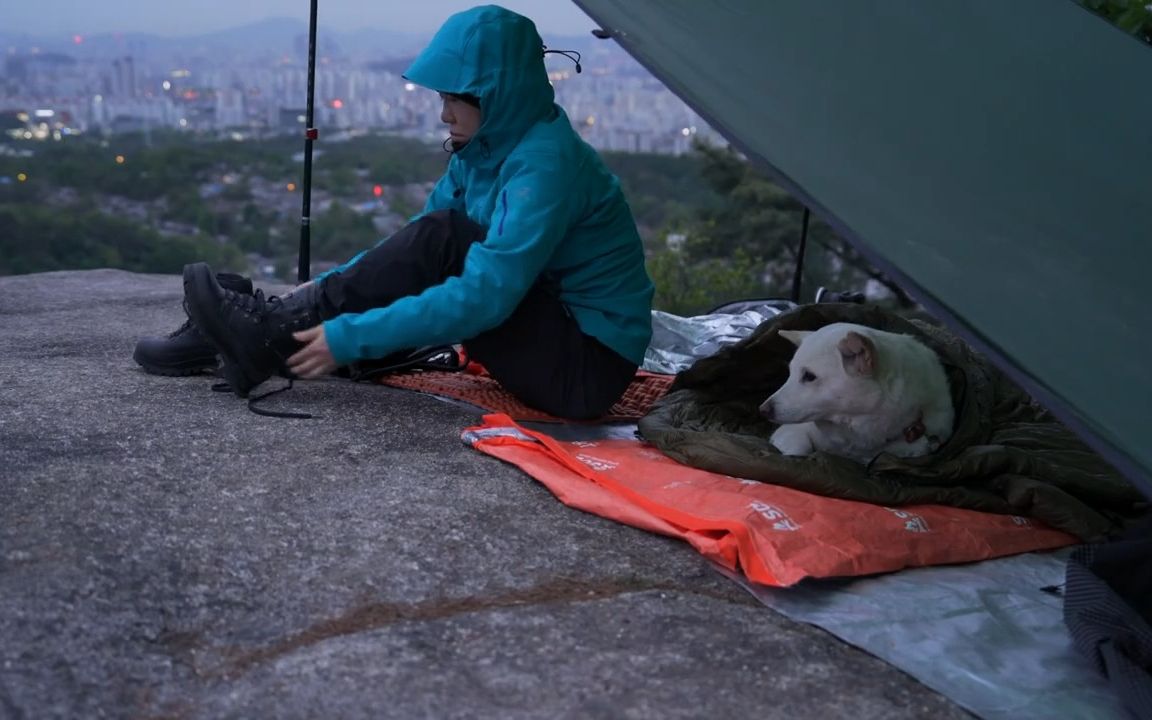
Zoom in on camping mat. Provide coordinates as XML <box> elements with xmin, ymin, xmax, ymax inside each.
<box><xmin>466</xmin><ymin>416</ymin><xmax>1126</xmax><ymax>718</ymax></box>
<box><xmin>462</xmin><ymin>414</ymin><xmax>1077</xmax><ymax>587</ymax></box>
<box><xmin>721</xmin><ymin>553</ymin><xmax>1128</xmax><ymax>720</ymax></box>
<box><xmin>379</xmin><ymin>368</ymin><xmax>673</xmax><ymax>422</ymax></box>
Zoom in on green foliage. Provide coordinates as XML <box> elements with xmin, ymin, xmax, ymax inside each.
<box><xmin>389</xmin><ymin>195</ymin><xmax>422</xmax><ymax>222</ymax></box>
<box><xmin>162</xmin><ymin>187</ymin><xmax>207</xmax><ymax>224</ymax></box>
<box><xmin>6</xmin><ymin>132</ymin><xmax>319</xmax><ymax>204</ymax></box>
<box><xmin>319</xmin><ymin>135</ymin><xmax>448</xmax><ymax>186</ymax></box>
<box><xmin>316</xmin><ymin>166</ymin><xmax>360</xmax><ymax>197</ymax></box>
<box><xmin>310</xmin><ymin>202</ymin><xmax>381</xmax><ymax>263</ymax></box>
<box><xmin>664</xmin><ymin>139</ymin><xmax>907</xmax><ymax>307</ymax></box>
<box><xmin>231</xmin><ymin>203</ymin><xmax>281</xmax><ymax>255</ymax></box>
<box><xmin>198</xmin><ymin>210</ymin><xmax>234</xmax><ymax>238</ymax></box>
<box><xmin>1081</xmin><ymin>0</ymin><xmax>1152</xmax><ymax>43</ymax></box>
<box><xmin>3</xmin><ymin>130</ymin><xmax>895</xmax><ymax>314</ymax></box>
<box><xmin>601</xmin><ymin>150</ymin><xmax>716</xmax><ymax>231</ymax></box>
<box><xmin>681</xmin><ymin>142</ymin><xmax>802</xmax><ymax>263</ymax></box>
<box><xmin>0</xmin><ymin>177</ymin><xmax>42</xmax><ymax>204</ymax></box>
<box><xmin>0</xmin><ymin>204</ymin><xmax>245</xmax><ymax>276</ymax></box>
<box><xmin>219</xmin><ymin>181</ymin><xmax>253</xmax><ymax>203</ymax></box>
<box><xmin>26</xmin><ymin>140</ymin><xmax>218</xmax><ymax>201</ymax></box>
<box><xmin>646</xmin><ymin>247</ymin><xmax>767</xmax><ymax>317</ymax></box>
<box><xmin>0</xmin><ymin>132</ymin><xmax>448</xmax><ymax>277</ymax></box>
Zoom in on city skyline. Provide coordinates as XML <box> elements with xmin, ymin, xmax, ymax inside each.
<box><xmin>4</xmin><ymin>1</ymin><xmax>598</xmax><ymax>39</ymax></box>
<box><xmin>2</xmin><ymin>1</ymin><xmax>720</xmax><ymax>158</ymax></box>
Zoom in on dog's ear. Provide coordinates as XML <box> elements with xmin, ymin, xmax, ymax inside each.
<box><xmin>838</xmin><ymin>331</ymin><xmax>876</xmax><ymax>377</ymax></box>
<box><xmin>778</xmin><ymin>330</ymin><xmax>812</xmax><ymax>347</ymax></box>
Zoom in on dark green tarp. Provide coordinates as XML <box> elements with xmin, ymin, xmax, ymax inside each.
<box><xmin>572</xmin><ymin>0</ymin><xmax>1152</xmax><ymax>496</ymax></box>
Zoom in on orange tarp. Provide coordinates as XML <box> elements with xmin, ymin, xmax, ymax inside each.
<box><xmin>465</xmin><ymin>414</ymin><xmax>1078</xmax><ymax>587</ymax></box>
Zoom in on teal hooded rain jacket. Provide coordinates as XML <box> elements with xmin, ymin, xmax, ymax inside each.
<box><xmin>319</xmin><ymin>4</ymin><xmax>655</xmax><ymax>367</ymax></box>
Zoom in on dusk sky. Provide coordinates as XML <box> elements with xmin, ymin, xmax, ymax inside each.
<box><xmin>7</xmin><ymin>1</ymin><xmax>598</xmax><ymax>37</ymax></box>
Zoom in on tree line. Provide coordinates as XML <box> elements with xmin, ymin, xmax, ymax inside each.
<box><xmin>0</xmin><ymin>130</ymin><xmax>891</xmax><ymax>315</ymax></box>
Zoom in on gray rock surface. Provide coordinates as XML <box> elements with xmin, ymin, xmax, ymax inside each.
<box><xmin>0</xmin><ymin>269</ymin><xmax>971</xmax><ymax>719</ymax></box>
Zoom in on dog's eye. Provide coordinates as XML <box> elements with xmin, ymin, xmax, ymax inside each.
<box><xmin>801</xmin><ymin>370</ymin><xmax>817</xmax><ymax>383</ymax></box>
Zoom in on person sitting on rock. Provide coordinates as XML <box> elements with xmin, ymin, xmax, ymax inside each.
<box><xmin>136</xmin><ymin>4</ymin><xmax>654</xmax><ymax>420</ymax></box>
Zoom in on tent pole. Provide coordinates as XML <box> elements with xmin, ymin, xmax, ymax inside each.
<box><xmin>297</xmin><ymin>0</ymin><xmax>319</xmax><ymax>283</ymax></box>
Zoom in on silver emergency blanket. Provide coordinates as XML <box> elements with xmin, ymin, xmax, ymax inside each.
<box><xmin>642</xmin><ymin>305</ymin><xmax>787</xmax><ymax>375</ymax></box>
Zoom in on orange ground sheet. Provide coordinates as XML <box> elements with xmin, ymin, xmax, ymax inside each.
<box><xmin>464</xmin><ymin>414</ymin><xmax>1078</xmax><ymax>587</ymax></box>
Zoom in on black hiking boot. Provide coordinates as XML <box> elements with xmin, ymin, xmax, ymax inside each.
<box><xmin>182</xmin><ymin>262</ymin><xmax>326</xmax><ymax>398</ymax></box>
<box><xmin>133</xmin><ymin>272</ymin><xmax>253</xmax><ymax>376</ymax></box>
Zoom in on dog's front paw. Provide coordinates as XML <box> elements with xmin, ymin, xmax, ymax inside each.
<box><xmin>770</xmin><ymin>423</ymin><xmax>815</xmax><ymax>456</ymax></box>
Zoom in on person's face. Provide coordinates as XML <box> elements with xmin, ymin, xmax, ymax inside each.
<box><xmin>440</xmin><ymin>93</ymin><xmax>482</xmax><ymax>144</ymax></box>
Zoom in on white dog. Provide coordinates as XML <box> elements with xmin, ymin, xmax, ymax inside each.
<box><xmin>760</xmin><ymin>322</ymin><xmax>954</xmax><ymax>464</ymax></box>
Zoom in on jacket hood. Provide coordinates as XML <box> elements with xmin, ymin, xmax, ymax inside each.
<box><xmin>403</xmin><ymin>5</ymin><xmax>556</xmax><ymax>167</ymax></box>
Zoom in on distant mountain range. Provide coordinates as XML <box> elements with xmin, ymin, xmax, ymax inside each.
<box><xmin>0</xmin><ymin>17</ymin><xmax>607</xmax><ymax>65</ymax></box>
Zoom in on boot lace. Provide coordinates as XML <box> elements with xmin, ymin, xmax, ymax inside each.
<box><xmin>225</xmin><ymin>287</ymin><xmax>279</xmax><ymax>317</ymax></box>
<box><xmin>206</xmin><ymin>278</ymin><xmax>468</xmax><ymax>419</ymax></box>
<box><xmin>211</xmin><ymin>378</ymin><xmax>314</xmax><ymax>419</ymax></box>
<box><xmin>174</xmin><ymin>297</ymin><xmax>204</xmax><ymax>337</ymax></box>
<box><xmin>209</xmin><ymin>289</ymin><xmax>311</xmax><ymax>418</ymax></box>
<box><xmin>210</xmin><ymin>344</ymin><xmax>469</xmax><ymax>420</ymax></box>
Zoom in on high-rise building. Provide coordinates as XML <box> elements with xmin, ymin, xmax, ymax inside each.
<box><xmin>112</xmin><ymin>56</ymin><xmax>137</xmax><ymax>99</ymax></box>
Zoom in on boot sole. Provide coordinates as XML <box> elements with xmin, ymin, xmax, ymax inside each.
<box><xmin>134</xmin><ymin>357</ymin><xmax>218</xmax><ymax>376</ymax></box>
<box><xmin>182</xmin><ymin>263</ymin><xmax>269</xmax><ymax>398</ymax></box>
<box><xmin>132</xmin><ymin>345</ymin><xmax>218</xmax><ymax>376</ymax></box>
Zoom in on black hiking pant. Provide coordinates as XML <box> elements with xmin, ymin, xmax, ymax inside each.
<box><xmin>317</xmin><ymin>209</ymin><xmax>638</xmax><ymax>420</ymax></box>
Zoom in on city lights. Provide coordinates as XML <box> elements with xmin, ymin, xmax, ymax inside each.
<box><xmin>3</xmin><ymin>33</ymin><xmax>718</xmax><ymax>154</ymax></box>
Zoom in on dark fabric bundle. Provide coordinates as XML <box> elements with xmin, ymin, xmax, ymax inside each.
<box><xmin>637</xmin><ymin>303</ymin><xmax>1146</xmax><ymax>541</ymax></box>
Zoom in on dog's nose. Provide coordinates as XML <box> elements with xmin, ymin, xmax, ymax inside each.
<box><xmin>759</xmin><ymin>399</ymin><xmax>775</xmax><ymax>420</ymax></box>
